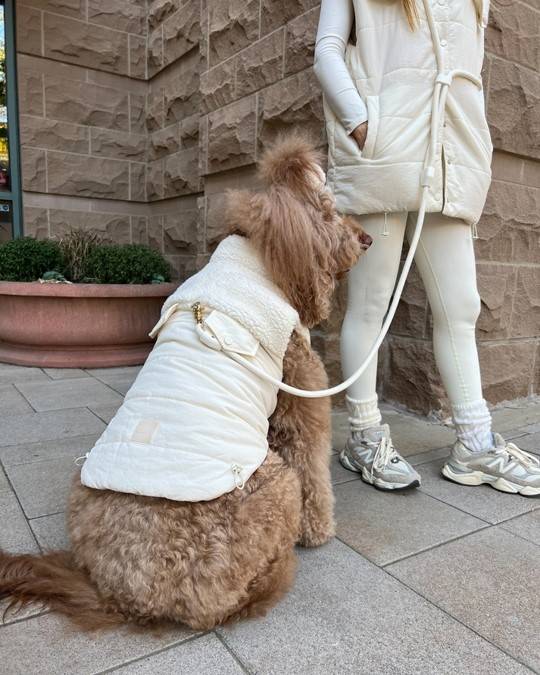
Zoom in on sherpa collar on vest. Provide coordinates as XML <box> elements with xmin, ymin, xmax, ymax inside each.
<box><xmin>156</xmin><ymin>235</ymin><xmax>303</xmax><ymax>361</ymax></box>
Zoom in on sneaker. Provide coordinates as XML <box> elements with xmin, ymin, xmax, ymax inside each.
<box><xmin>339</xmin><ymin>424</ymin><xmax>421</xmax><ymax>491</ymax></box>
<box><xmin>442</xmin><ymin>434</ymin><xmax>540</xmax><ymax>496</ymax></box>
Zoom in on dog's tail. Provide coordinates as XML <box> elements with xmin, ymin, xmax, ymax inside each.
<box><xmin>0</xmin><ymin>549</ymin><xmax>124</xmax><ymax>630</ymax></box>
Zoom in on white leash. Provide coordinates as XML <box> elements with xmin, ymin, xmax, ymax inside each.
<box><xmin>168</xmin><ymin>0</ymin><xmax>483</xmax><ymax>400</ymax></box>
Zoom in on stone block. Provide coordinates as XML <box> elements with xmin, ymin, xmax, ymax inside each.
<box><xmin>147</xmin><ymin>159</ymin><xmax>164</xmax><ymax>201</ymax></box>
<box><xmin>0</xmin><ymin>490</ymin><xmax>39</xmax><ymax>554</ymax></box>
<box><xmin>146</xmin><ymin>89</ymin><xmax>164</xmax><ymax>132</ymax></box>
<box><xmin>17</xmin><ymin>4</ymin><xmax>42</xmax><ymax>57</ymax></box>
<box><xmin>44</xmin><ymin>13</ymin><xmax>129</xmax><ymax>75</ymax></box>
<box><xmin>0</xmin><ymin>384</ymin><xmax>33</xmax><ymax>416</ymax></box>
<box><xmin>486</xmin><ymin>0</ymin><xmax>539</xmax><ymax>72</ymax></box>
<box><xmin>207</xmin><ymin>96</ymin><xmax>256</xmax><ymax>173</ymax></box>
<box><xmin>163</xmin><ymin>147</ymin><xmax>202</xmax><ymax>197</ymax></box>
<box><xmin>0</xmin><ymin>435</ymin><xmax>99</xmax><ymax>468</ymax></box>
<box><xmin>21</xmin><ymin>115</ymin><xmax>90</xmax><ymax>154</ymax></box>
<box><xmin>475</xmin><ymin>180</ymin><xmax>540</xmax><ymax>264</ymax></box>
<box><xmin>163</xmin><ymin>208</ymin><xmax>200</xmax><ymax>254</ymax></box>
<box><xmin>500</xmin><ymin>510</ymin><xmax>540</xmax><ymax>546</ymax></box>
<box><xmin>130</xmin><ymin>93</ymin><xmax>147</xmax><ymax>134</ymax></box>
<box><xmin>164</xmin><ymin>52</ymin><xmax>201</xmax><ymax>124</ymax></box>
<box><xmin>43</xmin><ymin>368</ymin><xmax>89</xmax><ymax>380</ymax></box>
<box><xmin>129</xmin><ymin>34</ymin><xmax>147</xmax><ymax>79</ymax></box>
<box><xmin>475</xmin><ymin>262</ymin><xmax>516</xmax><ymax>340</ymax></box>
<box><xmin>90</xmin><ymin>128</ymin><xmax>146</xmax><ymax>160</ymax></box>
<box><xmin>21</xmin><ymin>0</ymin><xmax>85</xmax><ymax>19</ymax></box>
<box><xmin>509</xmin><ymin>267</ymin><xmax>540</xmax><ymax>338</ymax></box>
<box><xmin>208</xmin><ymin>0</ymin><xmax>259</xmax><ymax>66</ymax></box>
<box><xmin>487</xmin><ymin>58</ymin><xmax>540</xmax><ymax>159</ymax></box>
<box><xmin>148</xmin><ymin>0</ymin><xmax>177</xmax><ymax>31</ymax></box>
<box><xmin>47</xmin><ymin>152</ymin><xmax>130</xmax><ymax>199</ymax></box>
<box><xmin>49</xmin><ymin>209</ymin><xmax>131</xmax><ymax>243</ymax></box>
<box><xmin>30</xmin><ymin>512</ymin><xmax>70</xmax><ymax>551</ymax></box>
<box><xmin>285</xmin><ymin>6</ymin><xmax>320</xmax><ymax>76</ymax></box>
<box><xmin>0</xmin><ymin>364</ymin><xmax>49</xmax><ymax>386</ymax></box>
<box><xmin>163</xmin><ymin>0</ymin><xmax>199</xmax><ymax>67</ymax></box>
<box><xmin>88</xmin><ymin>0</ymin><xmax>146</xmax><ymax>34</ymax></box>
<box><xmin>260</xmin><ymin>0</ymin><xmax>319</xmax><ymax>35</ymax></box>
<box><xmin>200</xmin><ymin>59</ymin><xmax>236</xmax><ymax>113</ymax></box>
<box><xmin>198</xmin><ymin>115</ymin><xmax>208</xmax><ymax>175</ymax></box>
<box><xmin>180</xmin><ymin>113</ymin><xmax>200</xmax><ymax>148</ymax></box>
<box><xmin>147</xmin><ymin>27</ymin><xmax>163</xmax><ymax>77</ymax></box>
<box><xmin>388</xmin><ymin>528</ymin><xmax>540</xmax><ymax>671</ymax></box>
<box><xmin>258</xmin><ymin>69</ymin><xmax>325</xmax><ymax>150</ymax></box>
<box><xmin>45</xmin><ymin>78</ymin><xmax>129</xmax><ymax>131</ymax></box>
<box><xmin>149</xmin><ymin>124</ymin><xmax>181</xmax><ymax>161</ymax></box>
<box><xmin>88</xmin><ymin>403</ymin><xmax>121</xmax><ymax>423</ymax></box>
<box><xmin>391</xmin><ymin>263</ymin><xmax>428</xmax><ymax>338</ymax></box>
<box><xmin>148</xmin><ymin>215</ymin><xmax>164</xmax><ymax>251</ymax></box>
<box><xmin>478</xmin><ymin>341</ymin><xmax>536</xmax><ymax>403</ymax></box>
<box><xmin>130</xmin><ymin>162</ymin><xmax>147</xmax><ymax>201</ymax></box>
<box><xmin>236</xmin><ymin>29</ymin><xmax>284</xmax><ymax>99</ymax></box>
<box><xmin>381</xmin><ymin>336</ymin><xmax>447</xmax><ymax>415</ymax></box>
<box><xmin>22</xmin><ymin>147</ymin><xmax>46</xmax><ymax>192</ymax></box>
<box><xmin>23</xmin><ymin>207</ymin><xmax>49</xmax><ymax>238</ymax></box>
<box><xmin>131</xmin><ymin>216</ymin><xmax>148</xmax><ymax>245</ymax></box>
<box><xmin>18</xmin><ymin>70</ymin><xmax>44</xmax><ymax>116</ymax></box>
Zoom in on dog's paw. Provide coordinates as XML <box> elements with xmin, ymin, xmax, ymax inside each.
<box><xmin>297</xmin><ymin>519</ymin><xmax>335</xmax><ymax>548</ymax></box>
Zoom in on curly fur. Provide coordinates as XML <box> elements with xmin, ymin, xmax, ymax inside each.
<box><xmin>0</xmin><ymin>132</ymin><xmax>368</xmax><ymax>631</ymax></box>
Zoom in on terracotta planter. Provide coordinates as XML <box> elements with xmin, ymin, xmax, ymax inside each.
<box><xmin>0</xmin><ymin>281</ymin><xmax>177</xmax><ymax>368</ymax></box>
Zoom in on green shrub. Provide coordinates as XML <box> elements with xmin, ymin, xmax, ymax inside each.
<box><xmin>83</xmin><ymin>244</ymin><xmax>171</xmax><ymax>284</ymax></box>
<box><xmin>0</xmin><ymin>237</ymin><xmax>65</xmax><ymax>282</ymax></box>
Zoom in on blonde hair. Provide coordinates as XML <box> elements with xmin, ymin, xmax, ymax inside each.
<box><xmin>402</xmin><ymin>0</ymin><xmax>482</xmax><ymax>29</ymax></box>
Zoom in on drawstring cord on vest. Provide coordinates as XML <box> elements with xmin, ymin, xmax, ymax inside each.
<box><xmin>153</xmin><ymin>0</ymin><xmax>483</xmax><ymax>400</ymax></box>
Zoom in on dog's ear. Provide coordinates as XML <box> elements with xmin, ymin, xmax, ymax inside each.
<box><xmin>258</xmin><ymin>132</ymin><xmax>323</xmax><ymax>196</ymax></box>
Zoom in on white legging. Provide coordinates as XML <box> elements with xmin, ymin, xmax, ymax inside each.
<box><xmin>341</xmin><ymin>211</ymin><xmax>486</xmax><ymax>417</ymax></box>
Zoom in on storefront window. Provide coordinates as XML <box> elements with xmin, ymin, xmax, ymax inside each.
<box><xmin>0</xmin><ymin>1</ymin><xmax>21</xmax><ymax>238</ymax></box>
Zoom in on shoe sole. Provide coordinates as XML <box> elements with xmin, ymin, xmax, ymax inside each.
<box><xmin>442</xmin><ymin>464</ymin><xmax>540</xmax><ymax>497</ymax></box>
<box><xmin>339</xmin><ymin>450</ymin><xmax>420</xmax><ymax>492</ymax></box>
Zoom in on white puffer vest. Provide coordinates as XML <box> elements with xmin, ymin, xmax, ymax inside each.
<box><xmin>322</xmin><ymin>0</ymin><xmax>492</xmax><ymax>226</ymax></box>
<box><xmin>80</xmin><ymin>235</ymin><xmax>302</xmax><ymax>502</ymax></box>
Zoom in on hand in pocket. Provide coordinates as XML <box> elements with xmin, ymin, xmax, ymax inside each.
<box><xmin>350</xmin><ymin>121</ymin><xmax>368</xmax><ymax>151</ymax></box>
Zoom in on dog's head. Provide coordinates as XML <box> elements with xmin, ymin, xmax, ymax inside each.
<box><xmin>225</xmin><ymin>133</ymin><xmax>371</xmax><ymax>327</ymax></box>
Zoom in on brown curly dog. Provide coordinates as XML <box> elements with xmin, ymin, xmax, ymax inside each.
<box><xmin>0</xmin><ymin>134</ymin><xmax>370</xmax><ymax>631</ymax></box>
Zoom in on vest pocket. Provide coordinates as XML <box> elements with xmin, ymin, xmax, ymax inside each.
<box><xmin>361</xmin><ymin>95</ymin><xmax>380</xmax><ymax>160</ymax></box>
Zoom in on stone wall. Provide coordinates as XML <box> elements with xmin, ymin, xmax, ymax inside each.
<box><xmin>16</xmin><ymin>0</ymin><xmax>539</xmax><ymax>413</ymax></box>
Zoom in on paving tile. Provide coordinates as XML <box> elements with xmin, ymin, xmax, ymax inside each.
<box><xmin>88</xmin><ymin>404</ymin><xmax>120</xmax><ymax>424</ymax></box>
<box><xmin>0</xmin><ymin>408</ymin><xmax>105</xmax><ymax>447</ymax></box>
<box><xmin>0</xmin><ymin>364</ymin><xmax>48</xmax><ymax>385</ymax></box>
<box><xmin>491</xmin><ymin>402</ymin><xmax>540</xmax><ymax>434</ymax></box>
<box><xmin>30</xmin><ymin>512</ymin><xmax>70</xmax><ymax>551</ymax></box>
<box><xmin>408</xmin><ymin>446</ymin><xmax>451</xmax><ymax>466</ymax></box>
<box><xmin>330</xmin><ymin>453</ymin><xmax>359</xmax><ymax>486</ymax></box>
<box><xmin>5</xmin><ymin>456</ymin><xmax>78</xmax><ymax>519</ymax></box>
<box><xmin>0</xmin><ymin>385</ymin><xmax>33</xmax><ymax>415</ymax></box>
<box><xmin>0</xmin><ymin>488</ymin><xmax>39</xmax><ymax>554</ymax></box>
<box><xmin>388</xmin><ymin>528</ymin><xmax>540</xmax><ymax>672</ymax></box>
<box><xmin>112</xmin><ymin>634</ymin><xmax>244</xmax><ymax>674</ymax></box>
<box><xmin>509</xmin><ymin>431</ymin><xmax>539</xmax><ymax>455</ymax></box>
<box><xmin>0</xmin><ymin>435</ymin><xmax>99</xmax><ymax>467</ymax></box>
<box><xmin>0</xmin><ymin>464</ymin><xmax>9</xmax><ymax>490</ymax></box>
<box><xmin>418</xmin><ymin>458</ymin><xmax>538</xmax><ymax>524</ymax></box>
<box><xmin>86</xmin><ymin>366</ymin><xmax>141</xmax><ymax>395</ymax></box>
<box><xmin>499</xmin><ymin>510</ymin><xmax>540</xmax><ymax>546</ymax></box>
<box><xmin>331</xmin><ymin>409</ymin><xmax>455</xmax><ymax>457</ymax></box>
<box><xmin>0</xmin><ymin>600</ymin><xmax>46</xmax><ymax>627</ymax></box>
<box><xmin>43</xmin><ymin>368</ymin><xmax>90</xmax><ymax>380</ymax></box>
<box><xmin>15</xmin><ymin>377</ymin><xmax>123</xmax><ymax>412</ymax></box>
<box><xmin>0</xmin><ymin>613</ymin><xmax>194</xmax><ymax>675</ymax></box>
<box><xmin>334</xmin><ymin>480</ymin><xmax>485</xmax><ymax>566</ymax></box>
<box><xmin>219</xmin><ymin>539</ymin><xmax>528</xmax><ymax>675</ymax></box>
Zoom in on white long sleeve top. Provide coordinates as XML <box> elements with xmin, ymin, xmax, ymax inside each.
<box><xmin>314</xmin><ymin>0</ymin><xmax>368</xmax><ymax>135</ymax></box>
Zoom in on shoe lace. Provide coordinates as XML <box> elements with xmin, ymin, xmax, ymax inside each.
<box><xmin>371</xmin><ymin>436</ymin><xmax>398</xmax><ymax>482</ymax></box>
<box><xmin>499</xmin><ymin>442</ymin><xmax>540</xmax><ymax>468</ymax></box>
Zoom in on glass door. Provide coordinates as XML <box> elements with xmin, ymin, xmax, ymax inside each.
<box><xmin>0</xmin><ymin>0</ymin><xmax>22</xmax><ymax>241</ymax></box>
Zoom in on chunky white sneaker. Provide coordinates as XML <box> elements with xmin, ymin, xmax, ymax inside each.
<box><xmin>442</xmin><ymin>434</ymin><xmax>540</xmax><ymax>496</ymax></box>
<box><xmin>340</xmin><ymin>424</ymin><xmax>421</xmax><ymax>491</ymax></box>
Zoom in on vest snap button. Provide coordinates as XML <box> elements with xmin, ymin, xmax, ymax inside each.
<box><xmin>440</xmin><ymin>39</ymin><xmax>448</xmax><ymax>47</ymax></box>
